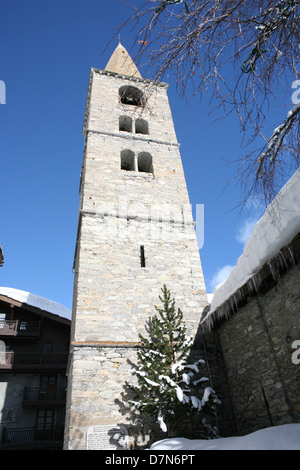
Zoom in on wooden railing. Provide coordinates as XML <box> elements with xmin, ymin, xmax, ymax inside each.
<box><xmin>0</xmin><ymin>352</ymin><xmax>68</xmax><ymax>370</ymax></box>
<box><xmin>13</xmin><ymin>353</ymin><xmax>68</xmax><ymax>369</ymax></box>
<box><xmin>0</xmin><ymin>320</ymin><xmax>40</xmax><ymax>337</ymax></box>
<box><xmin>0</xmin><ymin>352</ymin><xmax>14</xmax><ymax>369</ymax></box>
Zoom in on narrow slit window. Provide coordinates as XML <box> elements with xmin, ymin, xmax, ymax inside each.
<box><xmin>140</xmin><ymin>245</ymin><xmax>146</xmax><ymax>267</ymax></box>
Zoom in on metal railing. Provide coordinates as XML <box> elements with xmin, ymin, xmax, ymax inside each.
<box><xmin>1</xmin><ymin>427</ymin><xmax>63</xmax><ymax>446</ymax></box>
<box><xmin>23</xmin><ymin>387</ymin><xmax>66</xmax><ymax>404</ymax></box>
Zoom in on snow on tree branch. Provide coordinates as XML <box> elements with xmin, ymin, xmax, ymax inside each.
<box><xmin>242</xmin><ymin>0</ymin><xmax>300</xmax><ymax>73</ymax></box>
<box><xmin>125</xmin><ymin>285</ymin><xmax>220</xmax><ymax>437</ymax></box>
<box><xmin>116</xmin><ymin>0</ymin><xmax>300</xmax><ymax>205</ymax></box>
<box><xmin>257</xmin><ymin>102</ymin><xmax>300</xmax><ymax>178</ymax></box>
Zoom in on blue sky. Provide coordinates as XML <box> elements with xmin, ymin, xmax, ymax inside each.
<box><xmin>0</xmin><ymin>0</ymin><xmax>296</xmax><ymax>310</ymax></box>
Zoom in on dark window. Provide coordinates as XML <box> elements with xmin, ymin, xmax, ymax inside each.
<box><xmin>119</xmin><ymin>115</ymin><xmax>132</xmax><ymax>132</ymax></box>
<box><xmin>140</xmin><ymin>245</ymin><xmax>146</xmax><ymax>267</ymax></box>
<box><xmin>19</xmin><ymin>321</ymin><xmax>27</xmax><ymax>331</ymax></box>
<box><xmin>135</xmin><ymin>118</ymin><xmax>149</xmax><ymax>135</ymax></box>
<box><xmin>40</xmin><ymin>375</ymin><xmax>57</xmax><ymax>388</ymax></box>
<box><xmin>138</xmin><ymin>152</ymin><xmax>153</xmax><ymax>173</ymax></box>
<box><xmin>43</xmin><ymin>342</ymin><xmax>53</xmax><ymax>353</ymax></box>
<box><xmin>35</xmin><ymin>409</ymin><xmax>55</xmax><ymax>440</ymax></box>
<box><xmin>121</xmin><ymin>149</ymin><xmax>135</xmax><ymax>171</ymax></box>
<box><xmin>40</xmin><ymin>375</ymin><xmax>57</xmax><ymax>400</ymax></box>
<box><xmin>119</xmin><ymin>85</ymin><xmax>144</xmax><ymax>107</ymax></box>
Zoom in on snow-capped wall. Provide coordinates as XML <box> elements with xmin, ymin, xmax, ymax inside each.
<box><xmin>203</xmin><ymin>168</ymin><xmax>300</xmax><ymax>326</ymax></box>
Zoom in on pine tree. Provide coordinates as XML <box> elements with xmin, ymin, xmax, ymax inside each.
<box><xmin>126</xmin><ymin>285</ymin><xmax>220</xmax><ymax>437</ymax></box>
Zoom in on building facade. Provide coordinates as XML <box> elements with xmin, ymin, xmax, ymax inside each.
<box><xmin>201</xmin><ymin>167</ymin><xmax>300</xmax><ymax>437</ymax></box>
<box><xmin>0</xmin><ymin>288</ymin><xmax>70</xmax><ymax>450</ymax></box>
<box><xmin>64</xmin><ymin>43</ymin><xmax>211</xmax><ymax>450</ymax></box>
<box><xmin>202</xmin><ymin>234</ymin><xmax>300</xmax><ymax>436</ymax></box>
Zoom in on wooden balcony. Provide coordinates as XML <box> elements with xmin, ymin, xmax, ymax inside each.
<box><xmin>0</xmin><ymin>352</ymin><xmax>68</xmax><ymax>371</ymax></box>
<box><xmin>13</xmin><ymin>353</ymin><xmax>68</xmax><ymax>371</ymax></box>
<box><xmin>0</xmin><ymin>426</ymin><xmax>63</xmax><ymax>449</ymax></box>
<box><xmin>23</xmin><ymin>387</ymin><xmax>66</xmax><ymax>407</ymax></box>
<box><xmin>0</xmin><ymin>352</ymin><xmax>14</xmax><ymax>369</ymax></box>
<box><xmin>0</xmin><ymin>320</ymin><xmax>40</xmax><ymax>338</ymax></box>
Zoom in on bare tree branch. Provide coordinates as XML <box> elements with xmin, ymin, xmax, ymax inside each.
<box><xmin>116</xmin><ymin>0</ymin><xmax>300</xmax><ymax>206</ymax></box>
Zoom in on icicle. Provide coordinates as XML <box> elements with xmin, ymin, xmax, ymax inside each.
<box><xmin>268</xmin><ymin>260</ymin><xmax>279</xmax><ymax>281</ymax></box>
<box><xmin>278</xmin><ymin>251</ymin><xmax>289</xmax><ymax>270</ymax></box>
<box><xmin>287</xmin><ymin>246</ymin><xmax>296</xmax><ymax>266</ymax></box>
<box><xmin>251</xmin><ymin>275</ymin><xmax>260</xmax><ymax>294</ymax></box>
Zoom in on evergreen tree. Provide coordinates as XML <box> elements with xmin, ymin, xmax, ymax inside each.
<box><xmin>126</xmin><ymin>285</ymin><xmax>220</xmax><ymax>437</ymax></box>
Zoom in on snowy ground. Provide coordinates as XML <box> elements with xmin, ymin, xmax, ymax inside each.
<box><xmin>150</xmin><ymin>424</ymin><xmax>300</xmax><ymax>450</ymax></box>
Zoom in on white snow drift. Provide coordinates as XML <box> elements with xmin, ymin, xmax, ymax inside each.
<box><xmin>150</xmin><ymin>423</ymin><xmax>300</xmax><ymax>450</ymax></box>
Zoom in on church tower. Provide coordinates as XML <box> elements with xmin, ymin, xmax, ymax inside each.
<box><xmin>64</xmin><ymin>43</ymin><xmax>208</xmax><ymax>450</ymax></box>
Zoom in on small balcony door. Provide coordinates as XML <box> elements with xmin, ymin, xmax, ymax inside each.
<box><xmin>34</xmin><ymin>409</ymin><xmax>55</xmax><ymax>441</ymax></box>
<box><xmin>39</xmin><ymin>375</ymin><xmax>57</xmax><ymax>400</ymax></box>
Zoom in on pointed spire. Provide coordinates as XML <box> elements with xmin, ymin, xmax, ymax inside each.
<box><xmin>105</xmin><ymin>42</ymin><xmax>142</xmax><ymax>78</ymax></box>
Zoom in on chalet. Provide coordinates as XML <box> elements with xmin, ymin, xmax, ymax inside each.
<box><xmin>0</xmin><ymin>287</ymin><xmax>71</xmax><ymax>449</ymax></box>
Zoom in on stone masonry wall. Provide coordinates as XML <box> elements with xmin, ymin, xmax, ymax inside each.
<box><xmin>64</xmin><ymin>68</ymin><xmax>209</xmax><ymax>449</ymax></box>
<box><xmin>215</xmin><ymin>263</ymin><xmax>300</xmax><ymax>436</ymax></box>
<box><xmin>65</xmin><ymin>346</ymin><xmax>142</xmax><ymax>450</ymax></box>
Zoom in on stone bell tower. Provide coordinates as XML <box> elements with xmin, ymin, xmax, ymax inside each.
<box><xmin>64</xmin><ymin>43</ymin><xmax>208</xmax><ymax>450</ymax></box>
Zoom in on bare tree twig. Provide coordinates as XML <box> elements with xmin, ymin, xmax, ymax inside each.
<box><xmin>115</xmin><ymin>0</ymin><xmax>300</xmax><ymax>206</ymax></box>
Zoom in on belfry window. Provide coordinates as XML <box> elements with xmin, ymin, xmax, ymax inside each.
<box><xmin>138</xmin><ymin>152</ymin><xmax>153</xmax><ymax>173</ymax></box>
<box><xmin>119</xmin><ymin>85</ymin><xmax>144</xmax><ymax>107</ymax></box>
<box><xmin>119</xmin><ymin>115</ymin><xmax>132</xmax><ymax>133</ymax></box>
<box><xmin>121</xmin><ymin>149</ymin><xmax>135</xmax><ymax>171</ymax></box>
<box><xmin>135</xmin><ymin>118</ymin><xmax>149</xmax><ymax>135</ymax></box>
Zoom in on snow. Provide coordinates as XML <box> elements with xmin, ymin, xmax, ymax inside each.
<box><xmin>150</xmin><ymin>424</ymin><xmax>300</xmax><ymax>450</ymax></box>
<box><xmin>182</xmin><ymin>372</ymin><xmax>193</xmax><ymax>384</ymax></box>
<box><xmin>158</xmin><ymin>412</ymin><xmax>167</xmax><ymax>433</ymax></box>
<box><xmin>203</xmin><ymin>168</ymin><xmax>300</xmax><ymax>328</ymax></box>
<box><xmin>287</xmin><ymin>103</ymin><xmax>300</xmax><ymax>118</ymax></box>
<box><xmin>0</xmin><ymin>287</ymin><xmax>72</xmax><ymax>321</ymax></box>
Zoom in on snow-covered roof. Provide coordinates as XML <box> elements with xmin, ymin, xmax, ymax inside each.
<box><xmin>202</xmin><ymin>168</ymin><xmax>300</xmax><ymax>329</ymax></box>
<box><xmin>0</xmin><ymin>287</ymin><xmax>72</xmax><ymax>321</ymax></box>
